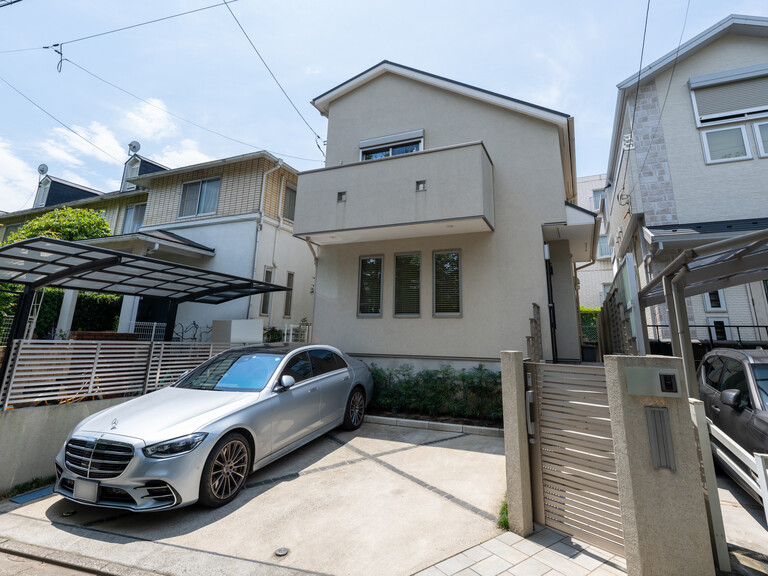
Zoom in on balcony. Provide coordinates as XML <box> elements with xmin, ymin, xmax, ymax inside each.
<box><xmin>294</xmin><ymin>142</ymin><xmax>494</xmax><ymax>245</ymax></box>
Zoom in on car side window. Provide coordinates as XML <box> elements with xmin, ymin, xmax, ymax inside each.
<box><xmin>721</xmin><ymin>359</ymin><xmax>752</xmax><ymax>410</ymax></box>
<box><xmin>280</xmin><ymin>352</ymin><xmax>313</xmax><ymax>384</ymax></box>
<box><xmin>704</xmin><ymin>357</ymin><xmax>724</xmax><ymax>390</ymax></box>
<box><xmin>333</xmin><ymin>353</ymin><xmax>348</xmax><ymax>370</ymax></box>
<box><xmin>308</xmin><ymin>349</ymin><xmax>341</xmax><ymax>376</ymax></box>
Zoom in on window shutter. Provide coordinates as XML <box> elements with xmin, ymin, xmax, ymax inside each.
<box><xmin>358</xmin><ymin>257</ymin><xmax>382</xmax><ymax>315</ymax></box>
<box><xmin>395</xmin><ymin>254</ymin><xmax>420</xmax><ymax>315</ymax></box>
<box><xmin>694</xmin><ymin>75</ymin><xmax>768</xmax><ymax>122</ymax></box>
<box><xmin>434</xmin><ymin>252</ymin><xmax>460</xmax><ymax>315</ymax></box>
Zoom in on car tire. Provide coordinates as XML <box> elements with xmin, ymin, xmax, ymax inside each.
<box><xmin>198</xmin><ymin>432</ymin><xmax>251</xmax><ymax>508</ymax></box>
<box><xmin>341</xmin><ymin>386</ymin><xmax>366</xmax><ymax>431</ymax></box>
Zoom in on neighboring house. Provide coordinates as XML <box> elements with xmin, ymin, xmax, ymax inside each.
<box><xmin>0</xmin><ymin>150</ymin><xmax>314</xmax><ymax>341</ymax></box>
<box><xmin>117</xmin><ymin>151</ymin><xmax>315</xmax><ymax>335</ymax></box>
<box><xmin>605</xmin><ymin>14</ymin><xmax>768</xmax><ymax>343</ymax></box>
<box><xmin>575</xmin><ymin>174</ymin><xmax>613</xmax><ymax>309</ymax></box>
<box><xmin>295</xmin><ymin>61</ymin><xmax>598</xmax><ymax>367</ymax></box>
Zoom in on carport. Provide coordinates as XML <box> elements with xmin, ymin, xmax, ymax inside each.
<box><xmin>0</xmin><ymin>236</ymin><xmax>288</xmax><ymax>377</ymax></box>
<box><xmin>637</xmin><ymin>228</ymin><xmax>768</xmax><ymax>397</ymax></box>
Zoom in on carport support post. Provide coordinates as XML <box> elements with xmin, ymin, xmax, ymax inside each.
<box><xmin>672</xmin><ymin>276</ymin><xmax>698</xmax><ymax>399</ymax></box>
<box><xmin>500</xmin><ymin>351</ymin><xmax>534</xmax><ymax>537</ymax></box>
<box><xmin>662</xmin><ymin>276</ymin><xmax>681</xmax><ymax>358</ymax></box>
<box><xmin>164</xmin><ymin>300</ymin><xmax>178</xmax><ymax>341</ymax></box>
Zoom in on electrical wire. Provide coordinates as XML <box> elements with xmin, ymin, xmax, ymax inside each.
<box><xmin>0</xmin><ymin>73</ymin><xmax>122</xmax><ymax>163</ymax></box>
<box><xmin>618</xmin><ymin>0</ymin><xmax>652</xmax><ymax>207</ymax></box>
<box><xmin>0</xmin><ymin>1</ymin><xmax>240</xmax><ymax>54</ymax></box>
<box><xmin>220</xmin><ymin>0</ymin><xmax>325</xmax><ymax>157</ymax></box>
<box><xmin>64</xmin><ymin>57</ymin><xmax>323</xmax><ymax>163</ymax></box>
<box><xmin>627</xmin><ymin>0</ymin><xmax>692</xmax><ymax>198</ymax></box>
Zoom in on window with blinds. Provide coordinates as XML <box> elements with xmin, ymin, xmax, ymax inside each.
<box><xmin>283</xmin><ymin>272</ymin><xmax>294</xmax><ymax>317</ymax></box>
<box><xmin>394</xmin><ymin>253</ymin><xmax>420</xmax><ymax>316</ymax></box>
<box><xmin>433</xmin><ymin>251</ymin><xmax>461</xmax><ymax>315</ymax></box>
<box><xmin>261</xmin><ymin>268</ymin><xmax>273</xmax><ymax>316</ymax></box>
<box><xmin>358</xmin><ymin>256</ymin><xmax>383</xmax><ymax>316</ymax></box>
<box><xmin>692</xmin><ymin>74</ymin><xmax>768</xmax><ymax>125</ymax></box>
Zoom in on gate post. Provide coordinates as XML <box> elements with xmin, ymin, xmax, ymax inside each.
<box><xmin>500</xmin><ymin>351</ymin><xmax>533</xmax><ymax>537</ymax></box>
<box><xmin>605</xmin><ymin>355</ymin><xmax>714</xmax><ymax>575</ymax></box>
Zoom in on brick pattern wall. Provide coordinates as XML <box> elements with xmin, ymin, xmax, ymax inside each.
<box><xmin>142</xmin><ymin>158</ymin><xmax>298</xmax><ymax>227</ymax></box>
<box><xmin>626</xmin><ymin>82</ymin><xmax>678</xmax><ymax>226</ymax></box>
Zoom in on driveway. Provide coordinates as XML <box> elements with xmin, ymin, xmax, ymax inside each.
<box><xmin>0</xmin><ymin>422</ymin><xmax>505</xmax><ymax>576</ymax></box>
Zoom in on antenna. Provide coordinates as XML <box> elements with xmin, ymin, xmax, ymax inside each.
<box><xmin>128</xmin><ymin>141</ymin><xmax>141</xmax><ymax>155</ymax></box>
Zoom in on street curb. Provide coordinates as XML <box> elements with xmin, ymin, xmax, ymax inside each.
<box><xmin>364</xmin><ymin>414</ymin><xmax>504</xmax><ymax>437</ymax></box>
<box><xmin>0</xmin><ymin>537</ymin><xmax>166</xmax><ymax>576</ymax></box>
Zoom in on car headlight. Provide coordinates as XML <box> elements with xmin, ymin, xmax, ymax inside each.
<box><xmin>143</xmin><ymin>433</ymin><xmax>208</xmax><ymax>459</ymax></box>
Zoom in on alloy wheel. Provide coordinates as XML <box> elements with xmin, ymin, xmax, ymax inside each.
<box><xmin>349</xmin><ymin>390</ymin><xmax>365</xmax><ymax>427</ymax></box>
<box><xmin>209</xmin><ymin>438</ymin><xmax>248</xmax><ymax>500</ymax></box>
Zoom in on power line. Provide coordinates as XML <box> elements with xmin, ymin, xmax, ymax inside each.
<box><xmin>64</xmin><ymin>57</ymin><xmax>324</xmax><ymax>163</ymax></box>
<box><xmin>628</xmin><ymin>0</ymin><xmax>692</xmax><ymax>197</ymax></box>
<box><xmin>221</xmin><ymin>0</ymin><xmax>325</xmax><ymax>157</ymax></box>
<box><xmin>0</xmin><ymin>73</ymin><xmax>122</xmax><ymax>163</ymax></box>
<box><xmin>0</xmin><ymin>1</ymin><xmax>240</xmax><ymax>54</ymax></box>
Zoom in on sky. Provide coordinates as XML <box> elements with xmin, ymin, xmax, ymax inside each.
<box><xmin>1</xmin><ymin>0</ymin><xmax>767</xmax><ymax>213</ymax></box>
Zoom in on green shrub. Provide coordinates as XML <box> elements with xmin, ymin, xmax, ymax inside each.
<box><xmin>369</xmin><ymin>363</ymin><xmax>502</xmax><ymax>423</ymax></box>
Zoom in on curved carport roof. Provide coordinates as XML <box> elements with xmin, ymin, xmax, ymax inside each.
<box><xmin>0</xmin><ymin>237</ymin><xmax>289</xmax><ymax>344</ymax></box>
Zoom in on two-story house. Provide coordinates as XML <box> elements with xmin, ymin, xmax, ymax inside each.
<box><xmin>294</xmin><ymin>61</ymin><xmax>598</xmax><ymax>367</ymax></box>
<box><xmin>605</xmin><ymin>14</ymin><xmax>768</xmax><ymax>344</ymax></box>
<box><xmin>1</xmin><ymin>150</ymin><xmax>315</xmax><ymax>341</ymax></box>
<box><xmin>576</xmin><ymin>174</ymin><xmax>612</xmax><ymax>310</ymax></box>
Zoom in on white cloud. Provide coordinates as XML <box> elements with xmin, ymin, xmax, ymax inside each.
<box><xmin>49</xmin><ymin>122</ymin><xmax>125</xmax><ymax>166</ymax></box>
<box><xmin>152</xmin><ymin>139</ymin><xmax>214</xmax><ymax>168</ymax></box>
<box><xmin>122</xmin><ymin>99</ymin><xmax>177</xmax><ymax>142</ymax></box>
<box><xmin>39</xmin><ymin>139</ymin><xmax>84</xmax><ymax>167</ymax></box>
<box><xmin>0</xmin><ymin>139</ymin><xmax>40</xmax><ymax>213</ymax></box>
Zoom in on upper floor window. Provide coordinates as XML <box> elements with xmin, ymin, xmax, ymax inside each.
<box><xmin>701</xmin><ymin>126</ymin><xmax>751</xmax><ymax>164</ymax></box>
<box><xmin>283</xmin><ymin>184</ymin><xmax>297</xmax><ymax>221</ymax></box>
<box><xmin>691</xmin><ymin>69</ymin><xmax>768</xmax><ymax>127</ymax></box>
<box><xmin>122</xmin><ymin>203</ymin><xmax>146</xmax><ymax>234</ymax></box>
<box><xmin>179</xmin><ymin>178</ymin><xmax>220</xmax><ymax>218</ymax></box>
<box><xmin>705</xmin><ymin>290</ymin><xmax>726</xmax><ymax>312</ymax></box>
<box><xmin>359</xmin><ymin>129</ymin><xmax>424</xmax><ymax>162</ymax></box>
<box><xmin>592</xmin><ymin>189</ymin><xmax>605</xmax><ymax>211</ymax></box>
<box><xmin>754</xmin><ymin>122</ymin><xmax>768</xmax><ymax>158</ymax></box>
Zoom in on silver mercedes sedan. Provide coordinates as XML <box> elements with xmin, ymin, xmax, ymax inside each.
<box><xmin>54</xmin><ymin>344</ymin><xmax>373</xmax><ymax>511</ymax></box>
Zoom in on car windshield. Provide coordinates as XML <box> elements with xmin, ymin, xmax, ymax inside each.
<box><xmin>177</xmin><ymin>352</ymin><xmax>284</xmax><ymax>391</ymax></box>
<box><xmin>753</xmin><ymin>364</ymin><xmax>768</xmax><ymax>409</ymax></box>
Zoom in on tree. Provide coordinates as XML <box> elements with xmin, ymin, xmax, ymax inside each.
<box><xmin>1</xmin><ymin>208</ymin><xmax>114</xmax><ymax>329</ymax></box>
<box><xmin>5</xmin><ymin>207</ymin><xmax>111</xmax><ymax>243</ymax></box>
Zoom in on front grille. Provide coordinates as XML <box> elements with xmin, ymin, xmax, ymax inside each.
<box><xmin>65</xmin><ymin>437</ymin><xmax>134</xmax><ymax>479</ymax></box>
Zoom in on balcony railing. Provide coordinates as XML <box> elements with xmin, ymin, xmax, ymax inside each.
<box><xmin>295</xmin><ymin>141</ymin><xmax>494</xmax><ymax>244</ymax></box>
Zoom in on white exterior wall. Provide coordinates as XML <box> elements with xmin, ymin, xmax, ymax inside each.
<box><xmin>306</xmin><ymin>72</ymin><xmax>576</xmax><ymax>361</ymax></box>
<box><xmin>575</xmin><ymin>174</ymin><xmax>613</xmax><ymax>308</ymax></box>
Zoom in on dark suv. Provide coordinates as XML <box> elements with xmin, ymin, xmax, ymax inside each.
<box><xmin>698</xmin><ymin>348</ymin><xmax>768</xmax><ymax>499</ymax></box>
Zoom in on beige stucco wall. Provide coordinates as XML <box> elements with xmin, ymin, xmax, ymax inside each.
<box><xmin>307</xmin><ymin>73</ymin><xmax>575</xmax><ymax>361</ymax></box>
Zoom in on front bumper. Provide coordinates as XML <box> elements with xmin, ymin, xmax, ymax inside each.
<box><xmin>54</xmin><ymin>433</ymin><xmax>214</xmax><ymax>512</ymax></box>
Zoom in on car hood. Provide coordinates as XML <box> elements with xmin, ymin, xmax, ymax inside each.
<box><xmin>75</xmin><ymin>387</ymin><xmax>260</xmax><ymax>445</ymax></box>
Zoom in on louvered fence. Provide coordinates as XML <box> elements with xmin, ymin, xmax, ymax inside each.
<box><xmin>0</xmin><ymin>340</ymin><xmax>233</xmax><ymax>410</ymax></box>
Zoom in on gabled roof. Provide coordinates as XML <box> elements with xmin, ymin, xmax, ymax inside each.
<box><xmin>311</xmin><ymin>60</ymin><xmax>571</xmax><ymax>126</ymax></box>
<box><xmin>132</xmin><ymin>154</ymin><xmax>168</xmax><ymax>176</ymax></box>
<box><xmin>45</xmin><ymin>176</ymin><xmax>104</xmax><ymax>197</ymax></box>
<box><xmin>617</xmin><ymin>14</ymin><xmax>768</xmax><ymax>90</ymax></box>
<box><xmin>128</xmin><ymin>150</ymin><xmax>296</xmax><ymax>187</ymax></box>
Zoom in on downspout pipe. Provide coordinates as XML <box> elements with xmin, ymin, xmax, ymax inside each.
<box><xmin>247</xmin><ymin>159</ymin><xmax>284</xmax><ymax>318</ymax></box>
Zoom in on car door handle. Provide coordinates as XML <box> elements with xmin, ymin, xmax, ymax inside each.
<box><xmin>308</xmin><ymin>387</ymin><xmax>318</xmax><ymax>394</ymax></box>
<box><xmin>712</xmin><ymin>406</ymin><xmax>720</xmax><ymax>414</ymax></box>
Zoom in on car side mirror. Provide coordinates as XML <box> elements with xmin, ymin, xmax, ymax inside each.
<box><xmin>721</xmin><ymin>389</ymin><xmax>742</xmax><ymax>409</ymax></box>
<box><xmin>276</xmin><ymin>375</ymin><xmax>296</xmax><ymax>392</ymax></box>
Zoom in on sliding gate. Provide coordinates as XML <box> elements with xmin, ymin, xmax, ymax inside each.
<box><xmin>525</xmin><ymin>362</ymin><xmax>624</xmax><ymax>556</ymax></box>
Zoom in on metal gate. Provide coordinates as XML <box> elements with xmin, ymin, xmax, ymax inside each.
<box><xmin>526</xmin><ymin>362</ymin><xmax>624</xmax><ymax>556</ymax></box>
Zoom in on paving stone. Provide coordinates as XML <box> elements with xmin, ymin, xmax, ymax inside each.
<box><xmin>590</xmin><ymin>559</ymin><xmax>627</xmax><ymax>575</ymax></box>
<box><xmin>512</xmin><ymin>539</ymin><xmax>546</xmax><ymax>557</ymax></box>
<box><xmin>480</xmin><ymin>538</ymin><xmax>528</xmax><ymax>565</ymax></box>
<box><xmin>436</xmin><ymin>553</ymin><xmax>475</xmax><ymax>575</ymax></box>
<box><xmin>526</xmin><ymin>529</ymin><xmax>564</xmax><ymax>548</ymax></box>
<box><xmin>506</xmin><ymin>556</ymin><xmax>551</xmax><ymax>576</ymax></box>
<box><xmin>571</xmin><ymin>551</ymin><xmax>607</xmax><ymax>572</ymax></box>
<box><xmin>580</xmin><ymin>546</ymin><xmax>614</xmax><ymax>563</ymax></box>
<box><xmin>547</xmin><ymin>541</ymin><xmax>578</xmax><ymax>558</ymax></box>
<box><xmin>453</xmin><ymin>569</ymin><xmax>481</xmax><ymax>576</ymax></box>
<box><xmin>496</xmin><ymin>532</ymin><xmax>524</xmax><ymax>546</ymax></box>
<box><xmin>464</xmin><ymin>545</ymin><xmax>493</xmax><ymax>562</ymax></box>
<box><xmin>531</xmin><ymin>548</ymin><xmax>589</xmax><ymax>576</ymax></box>
<box><xmin>471</xmin><ymin>554</ymin><xmax>513</xmax><ymax>576</ymax></box>
<box><xmin>414</xmin><ymin>567</ymin><xmax>446</xmax><ymax>576</ymax></box>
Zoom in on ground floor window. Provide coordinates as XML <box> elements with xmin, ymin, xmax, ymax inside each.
<box><xmin>394</xmin><ymin>253</ymin><xmax>420</xmax><ymax>316</ymax></box>
<box><xmin>433</xmin><ymin>250</ymin><xmax>461</xmax><ymax>316</ymax></box>
<box><xmin>358</xmin><ymin>256</ymin><xmax>383</xmax><ymax>316</ymax></box>
<box><xmin>261</xmin><ymin>268</ymin><xmax>273</xmax><ymax>316</ymax></box>
<box><xmin>283</xmin><ymin>272</ymin><xmax>294</xmax><ymax>317</ymax></box>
